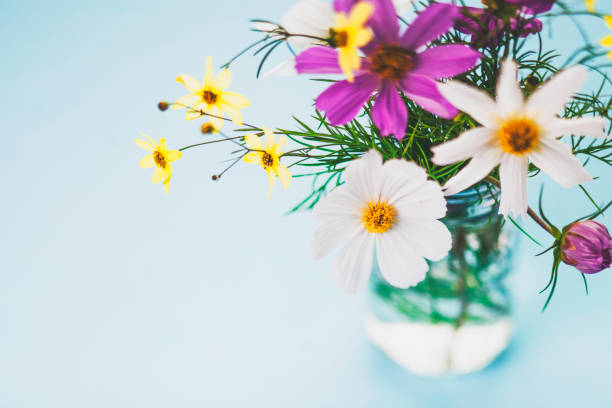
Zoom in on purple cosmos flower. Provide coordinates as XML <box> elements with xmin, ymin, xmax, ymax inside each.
<box><xmin>561</xmin><ymin>220</ymin><xmax>612</xmax><ymax>274</ymax></box>
<box><xmin>295</xmin><ymin>0</ymin><xmax>481</xmax><ymax>141</ymax></box>
<box><xmin>456</xmin><ymin>0</ymin><xmax>554</xmax><ymax>47</ymax></box>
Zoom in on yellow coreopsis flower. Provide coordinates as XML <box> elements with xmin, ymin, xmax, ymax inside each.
<box><xmin>243</xmin><ymin>127</ymin><xmax>292</xmax><ymax>198</ymax></box>
<box><xmin>172</xmin><ymin>56</ymin><xmax>250</xmax><ymax>130</ymax></box>
<box><xmin>330</xmin><ymin>2</ymin><xmax>374</xmax><ymax>82</ymax></box>
<box><xmin>585</xmin><ymin>0</ymin><xmax>596</xmax><ymax>13</ymax></box>
<box><xmin>135</xmin><ymin>133</ymin><xmax>182</xmax><ymax>194</ymax></box>
<box><xmin>601</xmin><ymin>16</ymin><xmax>612</xmax><ymax>61</ymax></box>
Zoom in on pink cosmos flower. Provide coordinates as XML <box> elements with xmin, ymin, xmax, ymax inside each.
<box><xmin>561</xmin><ymin>220</ymin><xmax>612</xmax><ymax>274</ymax></box>
<box><xmin>295</xmin><ymin>0</ymin><xmax>481</xmax><ymax>141</ymax></box>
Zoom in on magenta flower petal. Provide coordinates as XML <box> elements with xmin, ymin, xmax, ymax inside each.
<box><xmin>295</xmin><ymin>46</ymin><xmax>343</xmax><ymax>75</ymax></box>
<box><xmin>400</xmin><ymin>3</ymin><xmax>458</xmax><ymax>50</ymax></box>
<box><xmin>368</xmin><ymin>0</ymin><xmax>400</xmax><ymax>43</ymax></box>
<box><xmin>333</xmin><ymin>0</ymin><xmax>354</xmax><ymax>13</ymax></box>
<box><xmin>400</xmin><ymin>74</ymin><xmax>457</xmax><ymax>119</ymax></box>
<box><xmin>371</xmin><ymin>81</ymin><xmax>408</xmax><ymax>140</ymax></box>
<box><xmin>316</xmin><ymin>74</ymin><xmax>381</xmax><ymax>125</ymax></box>
<box><xmin>412</xmin><ymin>45</ymin><xmax>480</xmax><ymax>80</ymax></box>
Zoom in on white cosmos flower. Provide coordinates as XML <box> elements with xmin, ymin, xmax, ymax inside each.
<box><xmin>311</xmin><ymin>150</ymin><xmax>451</xmax><ymax>293</ymax></box>
<box><xmin>432</xmin><ymin>59</ymin><xmax>608</xmax><ymax>218</ymax></box>
<box><xmin>262</xmin><ymin>0</ymin><xmax>414</xmax><ymax>77</ymax></box>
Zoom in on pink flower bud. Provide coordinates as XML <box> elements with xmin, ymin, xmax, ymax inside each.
<box><xmin>561</xmin><ymin>221</ymin><xmax>612</xmax><ymax>274</ymax></box>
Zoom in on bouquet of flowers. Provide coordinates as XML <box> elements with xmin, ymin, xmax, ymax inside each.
<box><xmin>137</xmin><ymin>0</ymin><xmax>611</xmax><ymax>313</ymax></box>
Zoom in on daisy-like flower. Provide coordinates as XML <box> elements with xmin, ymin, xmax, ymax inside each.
<box><xmin>296</xmin><ymin>0</ymin><xmax>480</xmax><ymax>140</ymax></box>
<box><xmin>136</xmin><ymin>133</ymin><xmax>182</xmax><ymax>194</ymax></box>
<box><xmin>600</xmin><ymin>16</ymin><xmax>612</xmax><ymax>61</ymax></box>
<box><xmin>311</xmin><ymin>150</ymin><xmax>451</xmax><ymax>293</ymax></box>
<box><xmin>172</xmin><ymin>56</ymin><xmax>250</xmax><ymax>130</ymax></box>
<box><xmin>243</xmin><ymin>127</ymin><xmax>292</xmax><ymax>198</ymax></box>
<box><xmin>431</xmin><ymin>59</ymin><xmax>608</xmax><ymax>218</ymax></box>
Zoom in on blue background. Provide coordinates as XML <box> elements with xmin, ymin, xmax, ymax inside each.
<box><xmin>1</xmin><ymin>0</ymin><xmax>611</xmax><ymax>406</ymax></box>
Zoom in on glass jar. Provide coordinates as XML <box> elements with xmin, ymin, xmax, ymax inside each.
<box><xmin>365</xmin><ymin>187</ymin><xmax>515</xmax><ymax>376</ymax></box>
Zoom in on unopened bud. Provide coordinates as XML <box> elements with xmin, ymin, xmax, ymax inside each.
<box><xmin>201</xmin><ymin>123</ymin><xmax>216</xmax><ymax>134</ymax></box>
<box><xmin>561</xmin><ymin>220</ymin><xmax>612</xmax><ymax>274</ymax></box>
<box><xmin>158</xmin><ymin>101</ymin><xmax>169</xmax><ymax>111</ymax></box>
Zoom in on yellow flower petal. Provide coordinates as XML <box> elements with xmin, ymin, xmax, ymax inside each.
<box><xmin>213</xmin><ymin>69</ymin><xmax>232</xmax><ymax>91</ymax></box>
<box><xmin>601</xmin><ymin>34</ymin><xmax>612</xmax><ymax>47</ymax></box>
<box><xmin>139</xmin><ymin>154</ymin><xmax>156</xmax><ymax>168</ymax></box>
<box><xmin>267</xmin><ymin>168</ymin><xmax>276</xmax><ymax>199</ymax></box>
<box><xmin>264</xmin><ymin>127</ymin><xmax>276</xmax><ymax>152</ymax></box>
<box><xmin>172</xmin><ymin>94</ymin><xmax>201</xmax><ymax>110</ymax></box>
<box><xmin>275</xmin><ymin>164</ymin><xmax>292</xmax><ymax>190</ymax></box>
<box><xmin>355</xmin><ymin>28</ymin><xmax>373</xmax><ymax>47</ymax></box>
<box><xmin>272</xmin><ymin>134</ymin><xmax>288</xmax><ymax>156</ymax></box>
<box><xmin>166</xmin><ymin>150</ymin><xmax>182</xmax><ymax>162</ymax></box>
<box><xmin>585</xmin><ymin>0</ymin><xmax>595</xmax><ymax>12</ymax></box>
<box><xmin>221</xmin><ymin>92</ymin><xmax>250</xmax><ymax>109</ymax></box>
<box><xmin>204</xmin><ymin>56</ymin><xmax>214</xmax><ymax>88</ymax></box>
<box><xmin>608</xmin><ymin>50</ymin><xmax>612</xmax><ymax>61</ymax></box>
<box><xmin>158</xmin><ymin>138</ymin><xmax>168</xmax><ymax>151</ymax></box>
<box><xmin>338</xmin><ymin>48</ymin><xmax>360</xmax><ymax>82</ymax></box>
<box><xmin>244</xmin><ymin>134</ymin><xmax>264</xmax><ymax>150</ymax></box>
<box><xmin>244</xmin><ymin>152</ymin><xmax>262</xmax><ymax>164</ymax></box>
<box><xmin>349</xmin><ymin>2</ymin><xmax>374</xmax><ymax>27</ymax></box>
<box><xmin>135</xmin><ymin>138</ymin><xmax>155</xmax><ymax>152</ymax></box>
<box><xmin>163</xmin><ymin>177</ymin><xmax>171</xmax><ymax>194</ymax></box>
<box><xmin>604</xmin><ymin>15</ymin><xmax>612</xmax><ymax>29</ymax></box>
<box><xmin>164</xmin><ymin>164</ymin><xmax>173</xmax><ymax>179</ymax></box>
<box><xmin>221</xmin><ymin>103</ymin><xmax>243</xmax><ymax>125</ymax></box>
<box><xmin>175</xmin><ymin>74</ymin><xmax>201</xmax><ymax>93</ymax></box>
<box><xmin>152</xmin><ymin>167</ymin><xmax>163</xmax><ymax>184</ymax></box>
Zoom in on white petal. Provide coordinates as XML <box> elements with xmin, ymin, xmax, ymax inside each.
<box><xmin>438</xmin><ymin>81</ymin><xmax>499</xmax><ymax>128</ymax></box>
<box><xmin>395</xmin><ymin>219</ymin><xmax>452</xmax><ymax>261</ymax></box>
<box><xmin>312</xmin><ymin>185</ymin><xmax>361</xmax><ymax>222</ymax></box>
<box><xmin>376</xmin><ymin>232</ymin><xmax>428</xmax><ymax>289</ymax></box>
<box><xmin>431</xmin><ymin>127</ymin><xmax>497</xmax><ymax>165</ymax></box>
<box><xmin>252</xmin><ymin>21</ymin><xmax>279</xmax><ymax>33</ymax></box>
<box><xmin>331</xmin><ymin>230</ymin><xmax>375</xmax><ymax>293</ymax></box>
<box><xmin>392</xmin><ymin>0</ymin><xmax>415</xmax><ymax>15</ymax></box>
<box><xmin>263</xmin><ymin>58</ymin><xmax>298</xmax><ymax>78</ymax></box>
<box><xmin>343</xmin><ymin>150</ymin><xmax>383</xmax><ymax>203</ymax></box>
<box><xmin>281</xmin><ymin>0</ymin><xmax>335</xmax><ymax>48</ymax></box>
<box><xmin>393</xmin><ymin>180</ymin><xmax>447</xmax><ymax>220</ymax></box>
<box><xmin>543</xmin><ymin>117</ymin><xmax>608</xmax><ymax>139</ymax></box>
<box><xmin>379</xmin><ymin>159</ymin><xmax>427</xmax><ymax>204</ymax></box>
<box><xmin>525</xmin><ymin>66</ymin><xmax>588</xmax><ymax>122</ymax></box>
<box><xmin>496</xmin><ymin>59</ymin><xmax>524</xmax><ymax>116</ymax></box>
<box><xmin>498</xmin><ymin>155</ymin><xmax>528</xmax><ymax>218</ymax></box>
<box><xmin>529</xmin><ymin>139</ymin><xmax>593</xmax><ymax>188</ymax></box>
<box><xmin>443</xmin><ymin>148</ymin><xmax>503</xmax><ymax>196</ymax></box>
<box><xmin>311</xmin><ymin>218</ymin><xmax>361</xmax><ymax>260</ymax></box>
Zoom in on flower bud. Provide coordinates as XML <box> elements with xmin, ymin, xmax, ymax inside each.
<box><xmin>201</xmin><ymin>123</ymin><xmax>216</xmax><ymax>134</ymax></box>
<box><xmin>158</xmin><ymin>101</ymin><xmax>169</xmax><ymax>111</ymax></box>
<box><xmin>561</xmin><ymin>220</ymin><xmax>612</xmax><ymax>274</ymax></box>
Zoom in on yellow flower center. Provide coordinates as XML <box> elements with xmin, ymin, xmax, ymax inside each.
<box><xmin>329</xmin><ymin>28</ymin><xmax>349</xmax><ymax>48</ymax></box>
<box><xmin>261</xmin><ymin>152</ymin><xmax>274</xmax><ymax>168</ymax></box>
<box><xmin>369</xmin><ymin>44</ymin><xmax>415</xmax><ymax>81</ymax></box>
<box><xmin>362</xmin><ymin>201</ymin><xmax>396</xmax><ymax>234</ymax></box>
<box><xmin>153</xmin><ymin>151</ymin><xmax>167</xmax><ymax>168</ymax></box>
<box><xmin>202</xmin><ymin>90</ymin><xmax>218</xmax><ymax>105</ymax></box>
<box><xmin>498</xmin><ymin>117</ymin><xmax>540</xmax><ymax>155</ymax></box>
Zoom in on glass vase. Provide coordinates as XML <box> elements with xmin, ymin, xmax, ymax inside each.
<box><xmin>365</xmin><ymin>187</ymin><xmax>515</xmax><ymax>376</ymax></box>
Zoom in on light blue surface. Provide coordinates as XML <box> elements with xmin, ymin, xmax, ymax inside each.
<box><xmin>1</xmin><ymin>1</ymin><xmax>611</xmax><ymax>406</ymax></box>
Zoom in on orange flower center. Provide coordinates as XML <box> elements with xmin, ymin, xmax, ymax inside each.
<box><xmin>369</xmin><ymin>44</ymin><xmax>415</xmax><ymax>81</ymax></box>
<box><xmin>261</xmin><ymin>152</ymin><xmax>274</xmax><ymax>168</ymax></box>
<box><xmin>362</xmin><ymin>202</ymin><xmax>396</xmax><ymax>233</ymax></box>
<box><xmin>498</xmin><ymin>118</ymin><xmax>540</xmax><ymax>155</ymax></box>
<box><xmin>202</xmin><ymin>90</ymin><xmax>218</xmax><ymax>105</ymax></box>
<box><xmin>153</xmin><ymin>151</ymin><xmax>167</xmax><ymax>168</ymax></box>
<box><xmin>329</xmin><ymin>29</ymin><xmax>349</xmax><ymax>48</ymax></box>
